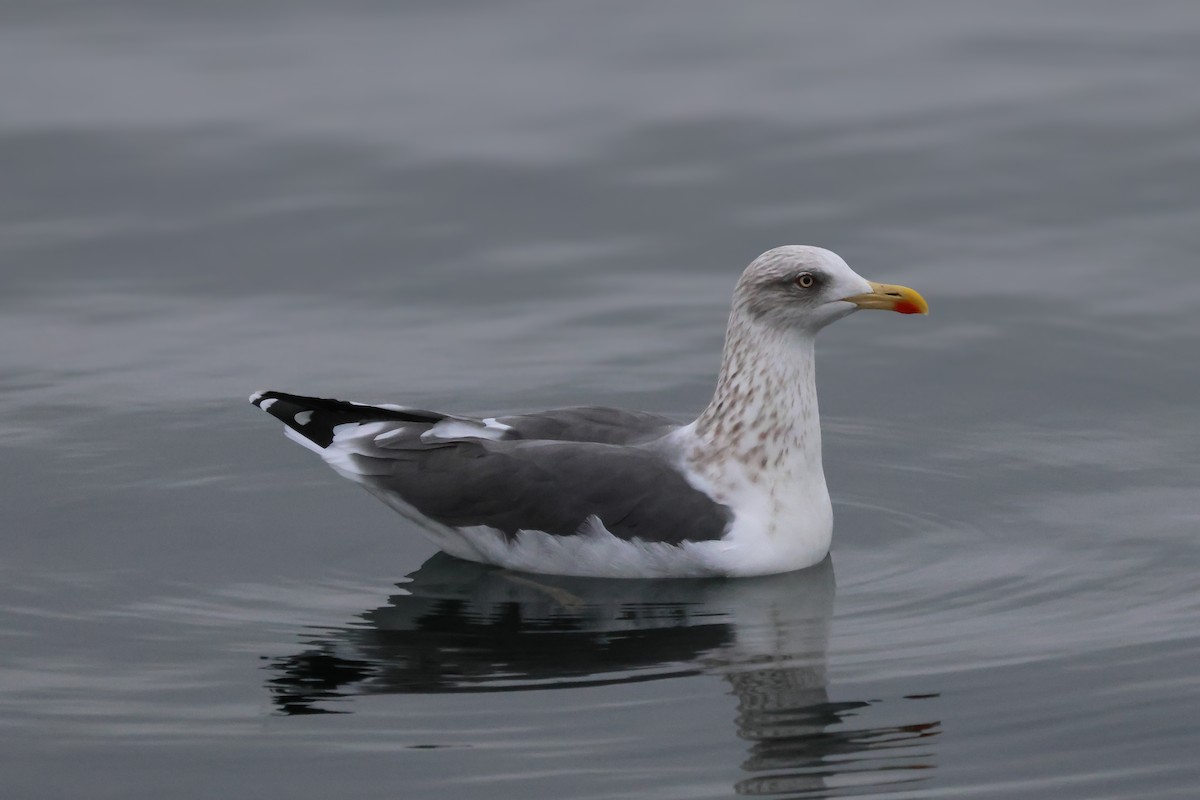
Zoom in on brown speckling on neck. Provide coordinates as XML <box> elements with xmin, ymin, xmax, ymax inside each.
<box><xmin>691</xmin><ymin>305</ymin><xmax>823</xmax><ymax>485</ymax></box>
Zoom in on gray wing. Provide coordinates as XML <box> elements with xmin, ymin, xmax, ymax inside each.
<box><xmin>356</xmin><ymin>438</ymin><xmax>730</xmax><ymax>544</ymax></box>
<box><xmin>252</xmin><ymin>392</ymin><xmax>728</xmax><ymax>544</ymax></box>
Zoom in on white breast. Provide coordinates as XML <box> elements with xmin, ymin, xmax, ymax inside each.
<box><xmin>675</xmin><ymin>438</ymin><xmax>834</xmax><ymax>576</ymax></box>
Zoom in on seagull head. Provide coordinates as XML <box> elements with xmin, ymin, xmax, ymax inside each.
<box><xmin>733</xmin><ymin>245</ymin><xmax>929</xmax><ymax>335</ymax></box>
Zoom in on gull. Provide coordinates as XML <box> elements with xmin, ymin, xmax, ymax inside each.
<box><xmin>251</xmin><ymin>245</ymin><xmax>927</xmax><ymax>578</ymax></box>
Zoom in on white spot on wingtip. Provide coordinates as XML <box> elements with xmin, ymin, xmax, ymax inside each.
<box><xmin>294</xmin><ymin>410</ymin><xmax>313</xmax><ymax>426</ymax></box>
<box><xmin>249</xmin><ymin>391</ymin><xmax>265</xmax><ymax>404</ymax></box>
<box><xmin>259</xmin><ymin>398</ymin><xmax>278</xmax><ymax>411</ymax></box>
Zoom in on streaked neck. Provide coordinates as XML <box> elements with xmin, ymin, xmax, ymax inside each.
<box><xmin>692</xmin><ymin>310</ymin><xmax>822</xmax><ymax>478</ymax></box>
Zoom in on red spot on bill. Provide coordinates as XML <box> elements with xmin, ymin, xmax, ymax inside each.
<box><xmin>894</xmin><ymin>300</ymin><xmax>923</xmax><ymax>315</ymax></box>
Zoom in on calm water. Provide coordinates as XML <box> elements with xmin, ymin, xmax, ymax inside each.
<box><xmin>3</xmin><ymin>2</ymin><xmax>1199</xmax><ymax>797</ymax></box>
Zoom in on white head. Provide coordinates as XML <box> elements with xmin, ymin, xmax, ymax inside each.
<box><xmin>733</xmin><ymin>245</ymin><xmax>928</xmax><ymax>336</ymax></box>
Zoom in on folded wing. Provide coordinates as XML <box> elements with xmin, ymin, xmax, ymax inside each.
<box><xmin>251</xmin><ymin>391</ymin><xmax>730</xmax><ymax>545</ymax></box>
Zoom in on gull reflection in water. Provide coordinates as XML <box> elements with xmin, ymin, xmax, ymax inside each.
<box><xmin>266</xmin><ymin>554</ymin><xmax>939</xmax><ymax>796</ymax></box>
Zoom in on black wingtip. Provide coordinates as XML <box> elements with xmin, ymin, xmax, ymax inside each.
<box><xmin>249</xmin><ymin>390</ymin><xmax>297</xmax><ymax>411</ymax></box>
<box><xmin>249</xmin><ymin>390</ymin><xmax>452</xmax><ymax>450</ymax></box>
<box><xmin>249</xmin><ymin>390</ymin><xmax>337</xmax><ymax>447</ymax></box>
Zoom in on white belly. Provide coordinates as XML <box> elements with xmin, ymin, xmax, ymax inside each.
<box><xmin>367</xmin><ymin>484</ymin><xmax>833</xmax><ymax>579</ymax></box>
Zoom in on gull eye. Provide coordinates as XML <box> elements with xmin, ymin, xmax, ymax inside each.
<box><xmin>794</xmin><ymin>273</ymin><xmax>816</xmax><ymax>289</ymax></box>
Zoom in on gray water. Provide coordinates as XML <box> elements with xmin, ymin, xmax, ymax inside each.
<box><xmin>3</xmin><ymin>2</ymin><xmax>1199</xmax><ymax>797</ymax></box>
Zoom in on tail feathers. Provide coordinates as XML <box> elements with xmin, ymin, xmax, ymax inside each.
<box><xmin>249</xmin><ymin>390</ymin><xmax>447</xmax><ymax>449</ymax></box>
